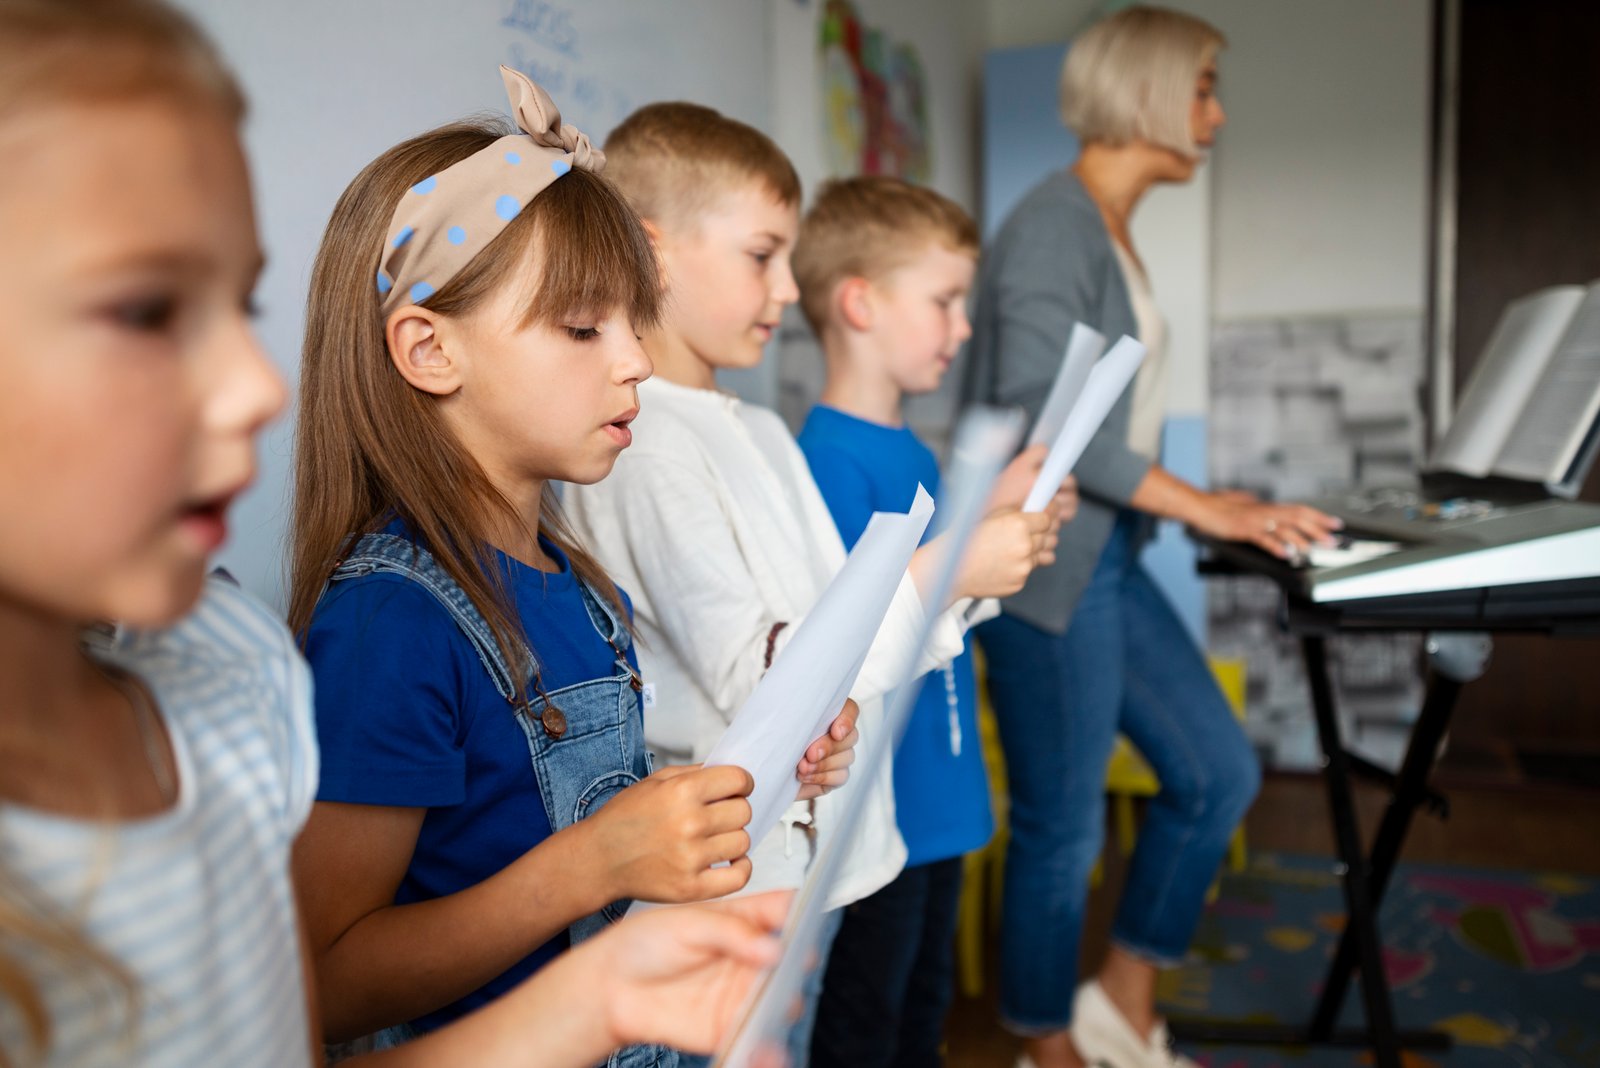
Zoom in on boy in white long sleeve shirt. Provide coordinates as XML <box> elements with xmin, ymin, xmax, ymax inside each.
<box><xmin>562</xmin><ymin>101</ymin><xmax>1062</xmax><ymax>1061</ymax></box>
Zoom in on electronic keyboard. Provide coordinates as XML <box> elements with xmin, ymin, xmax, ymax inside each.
<box><xmin>1289</xmin><ymin>490</ymin><xmax>1600</xmax><ymax>604</ymax></box>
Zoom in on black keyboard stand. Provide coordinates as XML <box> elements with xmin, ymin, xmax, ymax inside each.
<box><xmin>1170</xmin><ymin>544</ymin><xmax>1599</xmax><ymax>1067</ymax></box>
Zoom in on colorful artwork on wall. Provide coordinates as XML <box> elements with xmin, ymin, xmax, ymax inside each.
<box><xmin>819</xmin><ymin>0</ymin><xmax>932</xmax><ymax>182</ymax></box>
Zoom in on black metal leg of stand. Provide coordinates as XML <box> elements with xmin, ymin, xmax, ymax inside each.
<box><xmin>1168</xmin><ymin>633</ymin><xmax>1484</xmax><ymax>1055</ymax></box>
<box><xmin>1309</xmin><ymin>632</ymin><xmax>1490</xmax><ymax>1040</ymax></box>
<box><xmin>1301</xmin><ymin>635</ymin><xmax>1402</xmax><ymax>1068</ymax></box>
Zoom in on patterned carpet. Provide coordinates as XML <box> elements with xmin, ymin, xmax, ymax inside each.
<box><xmin>1161</xmin><ymin>853</ymin><xmax>1600</xmax><ymax>1068</ymax></box>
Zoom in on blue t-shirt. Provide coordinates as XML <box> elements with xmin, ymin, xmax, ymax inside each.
<box><xmin>797</xmin><ymin>406</ymin><xmax>994</xmax><ymax>867</ymax></box>
<box><xmin>304</xmin><ymin>520</ymin><xmax>639</xmax><ymax>1034</ymax></box>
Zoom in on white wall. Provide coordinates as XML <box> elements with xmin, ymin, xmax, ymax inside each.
<box><xmin>986</xmin><ymin>0</ymin><xmax>1101</xmax><ymax>50</ymax></box>
<box><xmin>982</xmin><ymin>0</ymin><xmax>1432</xmax><ymax>386</ymax></box>
<box><xmin>984</xmin><ymin>0</ymin><xmax>1214</xmax><ymax>416</ymax></box>
<box><xmin>1191</xmin><ymin>0</ymin><xmax>1431</xmax><ymax>320</ymax></box>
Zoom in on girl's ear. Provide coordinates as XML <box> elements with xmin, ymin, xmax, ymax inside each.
<box><xmin>385</xmin><ymin>306</ymin><xmax>462</xmax><ymax>396</ymax></box>
<box><xmin>837</xmin><ymin>276</ymin><xmax>875</xmax><ymax>333</ymax></box>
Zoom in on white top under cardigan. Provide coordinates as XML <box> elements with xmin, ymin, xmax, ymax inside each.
<box><xmin>564</xmin><ymin>376</ymin><xmax>976</xmax><ymax>910</ymax></box>
<box><xmin>1113</xmin><ymin>241</ymin><xmax>1170</xmax><ymax>461</ymax></box>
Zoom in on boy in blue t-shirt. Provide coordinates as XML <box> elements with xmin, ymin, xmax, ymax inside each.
<box><xmin>795</xmin><ymin>177</ymin><xmax>1077</xmax><ymax>1066</ymax></box>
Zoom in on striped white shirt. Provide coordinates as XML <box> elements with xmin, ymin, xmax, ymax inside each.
<box><xmin>0</xmin><ymin>578</ymin><xmax>318</xmax><ymax>1066</ymax></box>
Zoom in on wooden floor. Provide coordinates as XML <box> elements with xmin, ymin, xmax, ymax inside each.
<box><xmin>943</xmin><ymin>772</ymin><xmax>1600</xmax><ymax>1067</ymax></box>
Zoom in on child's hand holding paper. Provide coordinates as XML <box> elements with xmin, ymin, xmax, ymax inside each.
<box><xmin>795</xmin><ymin>698</ymin><xmax>860</xmax><ymax>800</ymax></box>
<box><xmin>950</xmin><ymin>505</ymin><xmax>1060</xmax><ymax>600</ymax></box>
<box><xmin>987</xmin><ymin>443</ymin><xmax>1050</xmax><ymax>514</ymax></box>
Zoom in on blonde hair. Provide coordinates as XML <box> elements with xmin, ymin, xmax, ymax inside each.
<box><xmin>1059</xmin><ymin>4</ymin><xmax>1225</xmax><ymax>157</ymax></box>
<box><xmin>792</xmin><ymin>176</ymin><xmax>979</xmax><ymax>335</ymax></box>
<box><xmin>603</xmin><ymin>102</ymin><xmax>801</xmax><ymax>231</ymax></box>
<box><xmin>289</xmin><ymin>118</ymin><xmax>660</xmax><ymax>713</ymax></box>
<box><xmin>0</xmin><ymin>3</ymin><xmax>244</xmax><ymax>1062</ymax></box>
<box><xmin>0</xmin><ymin>0</ymin><xmax>243</xmax><ymax>126</ymax></box>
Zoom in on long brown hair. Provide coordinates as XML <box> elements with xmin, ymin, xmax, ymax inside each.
<box><xmin>0</xmin><ymin>3</ymin><xmax>244</xmax><ymax>1062</ymax></box>
<box><xmin>288</xmin><ymin>118</ymin><xmax>661</xmax><ymax>707</ymax></box>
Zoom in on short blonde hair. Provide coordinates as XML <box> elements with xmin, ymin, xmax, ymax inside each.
<box><xmin>603</xmin><ymin>102</ymin><xmax>801</xmax><ymax>231</ymax></box>
<box><xmin>792</xmin><ymin>176</ymin><xmax>979</xmax><ymax>335</ymax></box>
<box><xmin>1060</xmin><ymin>4</ymin><xmax>1225</xmax><ymax>157</ymax></box>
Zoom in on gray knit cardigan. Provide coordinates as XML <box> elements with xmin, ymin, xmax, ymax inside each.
<box><xmin>962</xmin><ymin>169</ymin><xmax>1154</xmax><ymax>634</ymax></box>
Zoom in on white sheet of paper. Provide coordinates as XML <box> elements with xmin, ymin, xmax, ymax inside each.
<box><xmin>699</xmin><ymin>484</ymin><xmax>934</xmax><ymax>862</ymax></box>
<box><xmin>1307</xmin><ymin>539</ymin><xmax>1402</xmax><ymax>570</ymax></box>
<box><xmin>714</xmin><ymin>408</ymin><xmax>1023</xmax><ymax>1068</ymax></box>
<box><xmin>1022</xmin><ymin>335</ymin><xmax>1147</xmax><ymax>513</ymax></box>
<box><xmin>1027</xmin><ymin>322</ymin><xmax>1106</xmax><ymax>449</ymax></box>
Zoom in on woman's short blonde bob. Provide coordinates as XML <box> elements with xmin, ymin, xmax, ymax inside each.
<box><xmin>1059</xmin><ymin>4</ymin><xmax>1226</xmax><ymax>158</ymax></box>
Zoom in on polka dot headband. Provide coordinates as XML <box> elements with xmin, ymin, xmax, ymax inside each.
<box><xmin>376</xmin><ymin>66</ymin><xmax>604</xmax><ymax>314</ymax></box>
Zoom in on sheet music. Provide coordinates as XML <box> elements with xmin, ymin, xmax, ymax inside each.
<box><xmin>693</xmin><ymin>485</ymin><xmax>934</xmax><ymax>876</ymax></box>
<box><xmin>714</xmin><ymin>408</ymin><xmax>1024</xmax><ymax>1068</ymax></box>
<box><xmin>1026</xmin><ymin>323</ymin><xmax>1105</xmax><ymax>449</ymax></box>
<box><xmin>1430</xmin><ymin>285</ymin><xmax>1586</xmax><ymax>477</ymax></box>
<box><xmin>1495</xmin><ymin>283</ymin><xmax>1600</xmax><ymax>484</ymax></box>
<box><xmin>1022</xmin><ymin>336</ymin><xmax>1147</xmax><ymax>512</ymax></box>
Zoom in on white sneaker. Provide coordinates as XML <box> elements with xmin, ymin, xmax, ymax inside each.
<box><xmin>1015</xmin><ymin>1049</ymin><xmax>1120</xmax><ymax>1068</ymax></box>
<box><xmin>1070</xmin><ymin>982</ymin><xmax>1198</xmax><ymax>1068</ymax></box>
<box><xmin>1146</xmin><ymin>1022</ymin><xmax>1199</xmax><ymax>1068</ymax></box>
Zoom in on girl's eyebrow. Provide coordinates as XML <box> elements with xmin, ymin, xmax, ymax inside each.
<box><xmin>74</xmin><ymin>248</ymin><xmax>214</xmax><ymax>277</ymax></box>
<box><xmin>75</xmin><ymin>246</ymin><xmax>266</xmax><ymax>281</ymax></box>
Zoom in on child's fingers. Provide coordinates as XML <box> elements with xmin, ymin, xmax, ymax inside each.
<box><xmin>703</xmin><ymin>796</ymin><xmax>754</xmax><ymax>836</ymax></box>
<box><xmin>798</xmin><ymin>774</ymin><xmax>850</xmax><ymax>799</ymax></box>
<box><xmin>649</xmin><ymin>764</ymin><xmax>701</xmax><ymax>781</ymax></box>
<box><xmin>697</xmin><ymin>855</ymin><xmax>754</xmax><ymax>898</ymax></box>
<box><xmin>814</xmin><ymin>724</ymin><xmax>860</xmax><ymax>762</ymax></box>
<box><xmin>685</xmin><ymin>764</ymin><xmax>755</xmax><ymax>801</ymax></box>
<box><xmin>636</xmin><ymin>882</ymin><xmax>780</xmax><ymax>965</ymax></box>
<box><xmin>654</xmin><ymin>895</ymin><xmax>784</xmax><ymax>968</ymax></box>
<box><xmin>807</xmin><ymin>741</ymin><xmax>857</xmax><ymax>775</ymax></box>
<box><xmin>1013</xmin><ymin>443</ymin><xmax>1048</xmax><ymax>470</ymax></box>
<box><xmin>829</xmin><ymin>699</ymin><xmax>860</xmax><ymax>739</ymax></box>
<box><xmin>700</xmin><ymin>829</ymin><xmax>752</xmax><ymax>868</ymax></box>
<box><xmin>708</xmin><ymin>889</ymin><xmax>795</xmax><ymax>932</ymax></box>
<box><xmin>751</xmin><ymin>1041</ymin><xmax>792</xmax><ymax>1068</ymax></box>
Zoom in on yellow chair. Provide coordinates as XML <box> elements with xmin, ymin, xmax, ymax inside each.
<box><xmin>956</xmin><ymin>651</ymin><xmax>1010</xmax><ymax>998</ymax></box>
<box><xmin>955</xmin><ymin>652</ymin><xmax>1249</xmax><ymax>998</ymax></box>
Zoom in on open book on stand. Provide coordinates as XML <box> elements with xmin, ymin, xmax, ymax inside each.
<box><xmin>1428</xmin><ymin>280</ymin><xmax>1600</xmax><ymax>499</ymax></box>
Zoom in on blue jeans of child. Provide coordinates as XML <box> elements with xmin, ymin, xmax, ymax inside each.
<box><xmin>808</xmin><ymin>857</ymin><xmax>964</xmax><ymax>1068</ymax></box>
<box><xmin>977</xmin><ymin>513</ymin><xmax>1261</xmax><ymax>1036</ymax></box>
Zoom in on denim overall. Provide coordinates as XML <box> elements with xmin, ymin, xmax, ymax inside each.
<box><xmin>329</xmin><ymin>532</ymin><xmax>671</xmax><ymax>1068</ymax></box>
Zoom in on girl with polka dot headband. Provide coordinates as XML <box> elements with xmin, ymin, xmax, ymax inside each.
<box><xmin>288</xmin><ymin>66</ymin><xmax>860</xmax><ymax>1064</ymax></box>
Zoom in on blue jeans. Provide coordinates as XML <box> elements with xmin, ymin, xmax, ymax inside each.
<box><xmin>809</xmin><ymin>857</ymin><xmax>964</xmax><ymax>1068</ymax></box>
<box><xmin>977</xmin><ymin>514</ymin><xmax>1261</xmax><ymax>1036</ymax></box>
